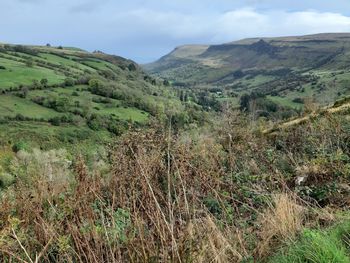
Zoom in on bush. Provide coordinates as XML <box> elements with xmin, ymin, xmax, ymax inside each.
<box><xmin>14</xmin><ymin>114</ymin><xmax>26</xmax><ymax>121</ymax></box>
<box><xmin>25</xmin><ymin>58</ymin><xmax>34</xmax><ymax>67</ymax></box>
<box><xmin>40</xmin><ymin>78</ymin><xmax>48</xmax><ymax>87</ymax></box>
<box><xmin>64</xmin><ymin>78</ymin><xmax>75</xmax><ymax>87</ymax></box>
<box><xmin>0</xmin><ymin>172</ymin><xmax>15</xmax><ymax>188</ymax></box>
<box><xmin>12</xmin><ymin>141</ymin><xmax>29</xmax><ymax>153</ymax></box>
<box><xmin>292</xmin><ymin>97</ymin><xmax>304</xmax><ymax>104</ymax></box>
<box><xmin>127</xmin><ymin>63</ymin><xmax>137</xmax><ymax>71</ymax></box>
<box><xmin>49</xmin><ymin>117</ymin><xmax>62</xmax><ymax>126</ymax></box>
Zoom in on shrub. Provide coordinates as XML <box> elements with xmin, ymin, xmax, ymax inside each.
<box><xmin>0</xmin><ymin>172</ymin><xmax>15</xmax><ymax>188</ymax></box>
<box><xmin>64</xmin><ymin>78</ymin><xmax>75</xmax><ymax>87</ymax></box>
<box><xmin>49</xmin><ymin>117</ymin><xmax>62</xmax><ymax>126</ymax></box>
<box><xmin>127</xmin><ymin>63</ymin><xmax>137</xmax><ymax>71</ymax></box>
<box><xmin>12</xmin><ymin>141</ymin><xmax>29</xmax><ymax>153</ymax></box>
<box><xmin>292</xmin><ymin>97</ymin><xmax>304</xmax><ymax>104</ymax></box>
<box><xmin>14</xmin><ymin>114</ymin><xmax>26</xmax><ymax>121</ymax></box>
<box><xmin>40</xmin><ymin>78</ymin><xmax>48</xmax><ymax>87</ymax></box>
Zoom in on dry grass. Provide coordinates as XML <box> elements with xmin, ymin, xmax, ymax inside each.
<box><xmin>256</xmin><ymin>193</ymin><xmax>305</xmax><ymax>258</ymax></box>
<box><xmin>183</xmin><ymin>216</ymin><xmax>245</xmax><ymax>263</ymax></box>
<box><xmin>0</xmin><ymin>112</ymin><xmax>349</xmax><ymax>262</ymax></box>
<box><xmin>0</xmin><ymin>130</ymin><xmax>246</xmax><ymax>262</ymax></box>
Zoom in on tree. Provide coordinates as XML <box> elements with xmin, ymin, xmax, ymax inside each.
<box><xmin>40</xmin><ymin>78</ymin><xmax>48</xmax><ymax>88</ymax></box>
<box><xmin>64</xmin><ymin>78</ymin><xmax>75</xmax><ymax>87</ymax></box>
<box><xmin>87</xmin><ymin>114</ymin><xmax>104</xmax><ymax>130</ymax></box>
<box><xmin>233</xmin><ymin>70</ymin><xmax>244</xmax><ymax>79</ymax></box>
<box><xmin>239</xmin><ymin>92</ymin><xmax>265</xmax><ymax>112</ymax></box>
<box><xmin>56</xmin><ymin>97</ymin><xmax>71</xmax><ymax>112</ymax></box>
<box><xmin>89</xmin><ymin>79</ymin><xmax>100</xmax><ymax>89</ymax></box>
<box><xmin>128</xmin><ymin>63</ymin><xmax>137</xmax><ymax>71</ymax></box>
<box><xmin>15</xmin><ymin>114</ymin><xmax>25</xmax><ymax>121</ymax></box>
<box><xmin>163</xmin><ymin>79</ymin><xmax>170</xmax><ymax>86</ymax></box>
<box><xmin>180</xmin><ymin>90</ymin><xmax>185</xmax><ymax>102</ymax></box>
<box><xmin>21</xmin><ymin>86</ymin><xmax>29</xmax><ymax>98</ymax></box>
<box><xmin>32</xmin><ymin>80</ymin><xmax>40</xmax><ymax>89</ymax></box>
<box><xmin>49</xmin><ymin>117</ymin><xmax>61</xmax><ymax>126</ymax></box>
<box><xmin>25</xmin><ymin>58</ymin><xmax>34</xmax><ymax>67</ymax></box>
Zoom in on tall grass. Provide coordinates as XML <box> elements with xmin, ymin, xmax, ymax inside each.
<box><xmin>0</xmin><ymin>112</ymin><xmax>349</xmax><ymax>262</ymax></box>
<box><xmin>256</xmin><ymin>194</ymin><xmax>305</xmax><ymax>258</ymax></box>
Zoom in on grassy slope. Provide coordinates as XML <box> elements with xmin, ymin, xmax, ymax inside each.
<box><xmin>0</xmin><ymin>95</ymin><xmax>62</xmax><ymax>119</ymax></box>
<box><xmin>0</xmin><ymin>43</ymin><xmax>177</xmax><ymax>150</ymax></box>
<box><xmin>27</xmin><ymin>86</ymin><xmax>149</xmax><ymax>122</ymax></box>
<box><xmin>0</xmin><ymin>121</ymin><xmax>112</xmax><ymax>154</ymax></box>
<box><xmin>0</xmin><ymin>57</ymin><xmax>65</xmax><ymax>88</ymax></box>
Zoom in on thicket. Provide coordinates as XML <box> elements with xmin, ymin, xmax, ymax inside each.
<box><xmin>0</xmin><ymin>110</ymin><xmax>349</xmax><ymax>262</ymax></box>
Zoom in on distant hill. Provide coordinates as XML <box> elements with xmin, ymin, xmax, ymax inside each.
<box><xmin>144</xmin><ymin>33</ymin><xmax>350</xmax><ymax>107</ymax></box>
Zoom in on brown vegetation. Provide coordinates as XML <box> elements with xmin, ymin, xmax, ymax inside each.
<box><xmin>0</xmin><ymin>111</ymin><xmax>349</xmax><ymax>262</ymax></box>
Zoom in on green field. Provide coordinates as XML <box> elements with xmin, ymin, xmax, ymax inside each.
<box><xmin>39</xmin><ymin>53</ymin><xmax>95</xmax><ymax>73</ymax></box>
<box><xmin>0</xmin><ymin>121</ymin><xmax>112</xmax><ymax>152</ymax></box>
<box><xmin>0</xmin><ymin>43</ymin><xmax>176</xmax><ymax>149</ymax></box>
<box><xmin>0</xmin><ymin>95</ymin><xmax>62</xmax><ymax>119</ymax></box>
<box><xmin>267</xmin><ymin>95</ymin><xmax>303</xmax><ymax>109</ymax></box>
<box><xmin>27</xmin><ymin>86</ymin><xmax>149</xmax><ymax>122</ymax></box>
<box><xmin>0</xmin><ymin>57</ymin><xmax>65</xmax><ymax>88</ymax></box>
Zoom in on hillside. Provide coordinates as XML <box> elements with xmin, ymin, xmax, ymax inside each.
<box><xmin>0</xmin><ymin>43</ymin><xmax>184</xmax><ymax>152</ymax></box>
<box><xmin>145</xmin><ymin>33</ymin><xmax>350</xmax><ymax>107</ymax></box>
<box><xmin>0</xmin><ymin>41</ymin><xmax>349</xmax><ymax>263</ymax></box>
<box><xmin>1</xmin><ymin>90</ymin><xmax>349</xmax><ymax>262</ymax></box>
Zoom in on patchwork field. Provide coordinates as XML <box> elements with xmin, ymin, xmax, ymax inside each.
<box><xmin>0</xmin><ymin>43</ymin><xmax>176</xmax><ymax>149</ymax></box>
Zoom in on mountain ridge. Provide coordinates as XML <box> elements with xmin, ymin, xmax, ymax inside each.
<box><xmin>144</xmin><ymin>32</ymin><xmax>350</xmax><ymax>107</ymax></box>
<box><xmin>146</xmin><ymin>33</ymin><xmax>350</xmax><ymax>72</ymax></box>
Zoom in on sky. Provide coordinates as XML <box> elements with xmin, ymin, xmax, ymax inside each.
<box><xmin>2</xmin><ymin>0</ymin><xmax>350</xmax><ymax>63</ymax></box>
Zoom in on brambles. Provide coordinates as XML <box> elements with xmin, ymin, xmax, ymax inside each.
<box><xmin>0</xmin><ymin>109</ymin><xmax>349</xmax><ymax>262</ymax></box>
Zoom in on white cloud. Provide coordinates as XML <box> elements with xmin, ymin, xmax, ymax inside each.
<box><xmin>119</xmin><ymin>8</ymin><xmax>350</xmax><ymax>44</ymax></box>
<box><xmin>213</xmin><ymin>8</ymin><xmax>270</xmax><ymax>41</ymax></box>
<box><xmin>2</xmin><ymin>1</ymin><xmax>350</xmax><ymax>62</ymax></box>
<box><xmin>210</xmin><ymin>10</ymin><xmax>350</xmax><ymax>42</ymax></box>
<box><xmin>282</xmin><ymin>11</ymin><xmax>350</xmax><ymax>33</ymax></box>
